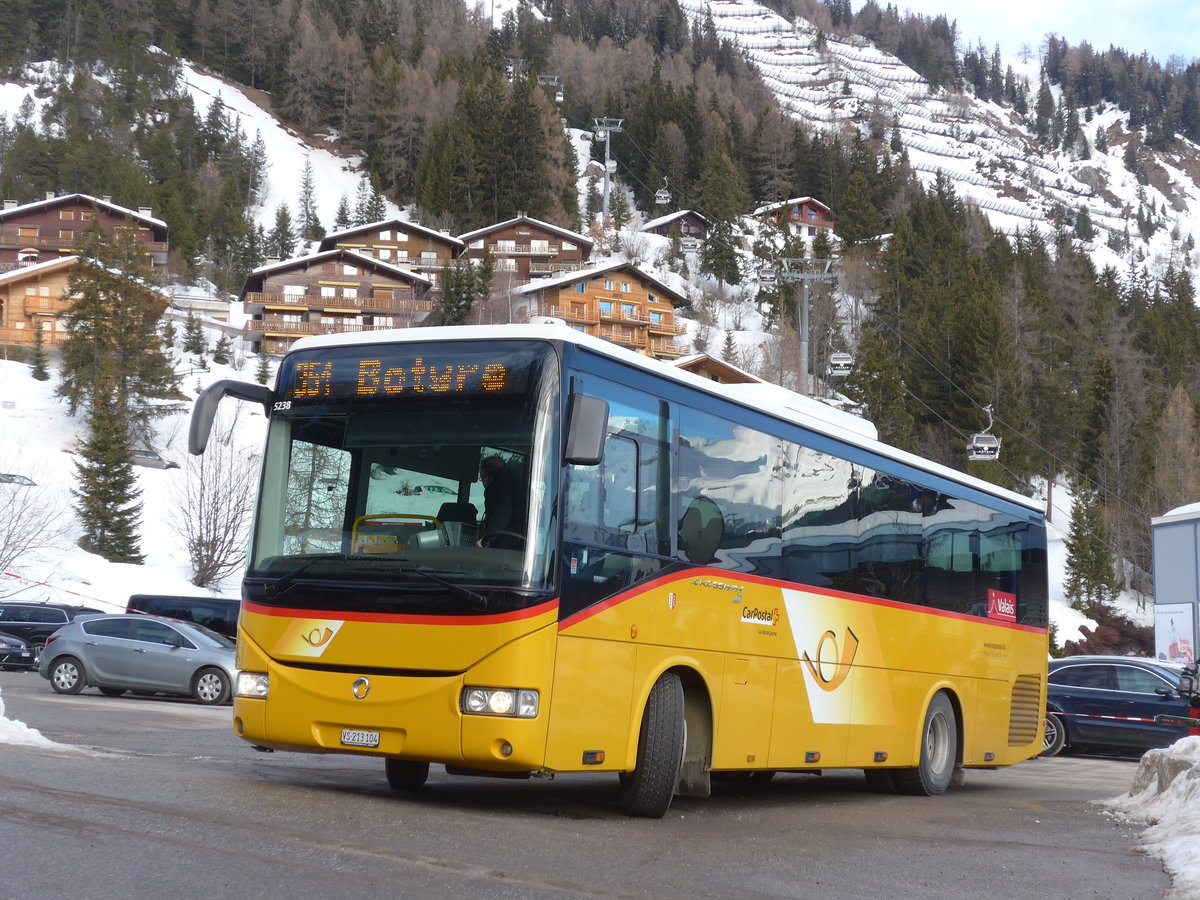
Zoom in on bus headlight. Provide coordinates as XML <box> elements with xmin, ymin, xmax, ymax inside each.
<box><xmin>461</xmin><ymin>687</ymin><xmax>539</xmax><ymax>718</ymax></box>
<box><xmin>236</xmin><ymin>671</ymin><xmax>270</xmax><ymax>698</ymax></box>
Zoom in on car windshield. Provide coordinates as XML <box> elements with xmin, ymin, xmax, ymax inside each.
<box><xmin>248</xmin><ymin>340</ymin><xmax>560</xmax><ymax>605</ymax></box>
<box><xmin>181</xmin><ymin>621</ymin><xmax>236</xmax><ymax>649</ymax></box>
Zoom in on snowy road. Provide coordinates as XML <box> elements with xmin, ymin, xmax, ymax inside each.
<box><xmin>0</xmin><ymin>670</ymin><xmax>1169</xmax><ymax>899</ymax></box>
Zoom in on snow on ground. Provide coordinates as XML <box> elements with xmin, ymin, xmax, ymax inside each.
<box><xmin>1106</xmin><ymin>737</ymin><xmax>1200</xmax><ymax>899</ymax></box>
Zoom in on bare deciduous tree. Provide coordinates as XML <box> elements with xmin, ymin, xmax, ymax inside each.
<box><xmin>170</xmin><ymin>412</ymin><xmax>260</xmax><ymax>589</ymax></box>
<box><xmin>0</xmin><ymin>459</ymin><xmax>67</xmax><ymax>580</ymax></box>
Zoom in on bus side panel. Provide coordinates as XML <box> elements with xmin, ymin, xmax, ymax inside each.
<box><xmin>767</xmin><ymin>659</ymin><xmax>847</xmax><ymax>769</ymax></box>
<box><xmin>712</xmin><ymin>655</ymin><xmax>776</xmax><ymax>770</ymax></box>
<box><xmin>543</xmin><ymin>634</ymin><xmax>638</xmax><ymax>771</ymax></box>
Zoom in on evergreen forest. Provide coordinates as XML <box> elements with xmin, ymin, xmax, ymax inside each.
<box><xmin>3</xmin><ymin>0</ymin><xmax>1200</xmax><ymax>648</ymax></box>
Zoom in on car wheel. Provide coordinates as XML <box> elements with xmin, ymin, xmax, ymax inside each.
<box><xmin>192</xmin><ymin>667</ymin><xmax>231</xmax><ymax>705</ymax></box>
<box><xmin>50</xmin><ymin>656</ymin><xmax>87</xmax><ymax>694</ymax></box>
<box><xmin>385</xmin><ymin>759</ymin><xmax>430</xmax><ymax>792</ymax></box>
<box><xmin>98</xmin><ymin>687</ymin><xmax>127</xmax><ymax>697</ymax></box>
<box><xmin>30</xmin><ymin>640</ymin><xmax>46</xmax><ymax>667</ymax></box>
<box><xmin>1041</xmin><ymin>713</ymin><xmax>1066</xmax><ymax>757</ymax></box>
<box><xmin>895</xmin><ymin>691</ymin><xmax>958</xmax><ymax>796</ymax></box>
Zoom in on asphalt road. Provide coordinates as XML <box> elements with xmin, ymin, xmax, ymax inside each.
<box><xmin>0</xmin><ymin>669</ymin><xmax>1172</xmax><ymax>900</ymax></box>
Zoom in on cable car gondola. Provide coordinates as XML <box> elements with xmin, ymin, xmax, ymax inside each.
<box><xmin>655</xmin><ymin>178</ymin><xmax>671</xmax><ymax>205</ymax></box>
<box><xmin>758</xmin><ymin>266</ymin><xmax>777</xmax><ymax>285</ymax></box>
<box><xmin>966</xmin><ymin>405</ymin><xmax>1001</xmax><ymax>462</ymax></box>
<box><xmin>827</xmin><ymin>351</ymin><xmax>853</xmax><ymax>378</ymax></box>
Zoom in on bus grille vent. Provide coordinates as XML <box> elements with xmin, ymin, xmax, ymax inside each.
<box><xmin>1008</xmin><ymin>674</ymin><xmax>1042</xmax><ymax>746</ymax></box>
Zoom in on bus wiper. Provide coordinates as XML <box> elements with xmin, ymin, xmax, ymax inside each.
<box><xmin>389</xmin><ymin>566</ymin><xmax>489</xmax><ymax>611</ymax></box>
<box><xmin>264</xmin><ymin>554</ymin><xmax>349</xmax><ymax>600</ymax></box>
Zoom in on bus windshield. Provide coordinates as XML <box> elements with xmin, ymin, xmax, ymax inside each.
<box><xmin>248</xmin><ymin>340</ymin><xmax>560</xmax><ymax>606</ymax></box>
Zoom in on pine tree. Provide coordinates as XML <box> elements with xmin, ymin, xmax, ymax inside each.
<box><xmin>73</xmin><ymin>388</ymin><xmax>143</xmax><ymax>563</ymax></box>
<box><xmin>212</xmin><ymin>334</ymin><xmax>232</xmax><ymax>365</ymax></box>
<box><xmin>182</xmin><ymin>312</ymin><xmax>207</xmax><ymax>356</ymax></box>
<box><xmin>297</xmin><ymin>157</ymin><xmax>324</xmax><ymax>242</ymax></box>
<box><xmin>267</xmin><ymin>204</ymin><xmax>296</xmax><ymax>259</ymax></box>
<box><xmin>29</xmin><ymin>324</ymin><xmax>50</xmax><ymax>381</ymax></box>
<box><xmin>333</xmin><ymin>193</ymin><xmax>353</xmax><ymax>231</ymax></box>
<box><xmin>55</xmin><ymin>227</ymin><xmax>177</xmax><ymax>437</ymax></box>
<box><xmin>1063</xmin><ymin>483</ymin><xmax>1121</xmax><ymax>616</ymax></box>
<box><xmin>254</xmin><ymin>354</ymin><xmax>272</xmax><ymax>385</ymax></box>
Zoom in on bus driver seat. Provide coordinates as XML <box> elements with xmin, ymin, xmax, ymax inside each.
<box><xmin>678</xmin><ymin>496</ymin><xmax>724</xmax><ymax>565</ymax></box>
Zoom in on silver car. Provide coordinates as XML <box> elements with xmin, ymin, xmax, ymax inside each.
<box><xmin>38</xmin><ymin>614</ymin><xmax>236</xmax><ymax>705</ymax></box>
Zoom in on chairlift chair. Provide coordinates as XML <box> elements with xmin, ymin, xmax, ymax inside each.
<box><xmin>827</xmin><ymin>352</ymin><xmax>853</xmax><ymax>377</ymax></box>
<box><xmin>758</xmin><ymin>266</ymin><xmax>777</xmax><ymax>284</ymax></box>
<box><xmin>654</xmin><ymin>178</ymin><xmax>671</xmax><ymax>205</ymax></box>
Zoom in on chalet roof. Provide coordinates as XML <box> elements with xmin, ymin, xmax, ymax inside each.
<box><xmin>640</xmin><ymin>210</ymin><xmax>710</xmax><ymax>232</ymax></box>
<box><xmin>751</xmin><ymin>196</ymin><xmax>833</xmax><ymax>218</ymax></box>
<box><xmin>0</xmin><ymin>255</ymin><xmax>80</xmax><ymax>284</ymax></box>
<box><xmin>0</xmin><ymin>193</ymin><xmax>168</xmax><ymax>230</ymax></box>
<box><xmin>672</xmin><ymin>353</ymin><xmax>762</xmax><ymax>384</ymax></box>
<box><xmin>318</xmin><ymin>218</ymin><xmax>464</xmax><ymax>251</ymax></box>
<box><xmin>512</xmin><ymin>259</ymin><xmax>688</xmax><ymax>306</ymax></box>
<box><xmin>457</xmin><ymin>215</ymin><xmax>593</xmax><ymax>247</ymax></box>
<box><xmin>240</xmin><ymin>249</ymin><xmax>432</xmax><ymax>297</ymax></box>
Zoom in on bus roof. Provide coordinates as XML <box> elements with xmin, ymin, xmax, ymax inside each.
<box><xmin>289</xmin><ymin>321</ymin><xmax>1043</xmax><ymax>514</ymax></box>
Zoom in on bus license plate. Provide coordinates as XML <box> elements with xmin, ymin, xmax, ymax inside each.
<box><xmin>341</xmin><ymin>728</ymin><xmax>380</xmax><ymax>748</ymax></box>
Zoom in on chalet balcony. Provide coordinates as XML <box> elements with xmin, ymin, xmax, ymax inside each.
<box><xmin>528</xmin><ymin>260</ymin><xmax>582</xmax><ymax>275</ymax></box>
<box><xmin>245</xmin><ymin>318</ymin><xmax>424</xmax><ymax>338</ymax></box>
<box><xmin>0</xmin><ymin>227</ymin><xmax>168</xmax><ymax>256</ymax></box>
<box><xmin>488</xmin><ymin>243</ymin><xmax>558</xmax><ymax>256</ymax></box>
<box><xmin>545</xmin><ymin>304</ymin><xmax>598</xmax><ymax>325</ymax></box>
<box><xmin>596</xmin><ymin>324</ymin><xmax>647</xmax><ymax>348</ymax></box>
<box><xmin>243</xmin><ymin>290</ymin><xmax>419</xmax><ymax>312</ymax></box>
<box><xmin>647</xmin><ymin>319</ymin><xmax>687</xmax><ymax>336</ymax></box>
<box><xmin>599</xmin><ymin>306</ymin><xmax>649</xmax><ymax>325</ymax></box>
<box><xmin>649</xmin><ymin>337</ymin><xmax>684</xmax><ymax>357</ymax></box>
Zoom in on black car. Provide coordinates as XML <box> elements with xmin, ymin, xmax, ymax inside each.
<box><xmin>0</xmin><ymin>631</ymin><xmax>37</xmax><ymax>669</ymax></box>
<box><xmin>0</xmin><ymin>602</ymin><xmax>104</xmax><ymax>666</ymax></box>
<box><xmin>1042</xmin><ymin>655</ymin><xmax>1193</xmax><ymax>757</ymax></box>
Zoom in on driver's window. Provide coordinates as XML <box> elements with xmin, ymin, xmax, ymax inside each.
<box><xmin>602</xmin><ymin>434</ymin><xmax>637</xmax><ymax>531</ymax></box>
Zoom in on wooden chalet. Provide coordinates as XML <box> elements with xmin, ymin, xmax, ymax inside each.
<box><xmin>0</xmin><ymin>255</ymin><xmax>170</xmax><ymax>348</ymax></box>
<box><xmin>513</xmin><ymin>261</ymin><xmax>688</xmax><ymax>359</ymax></box>
<box><xmin>318</xmin><ymin>219</ymin><xmax>463</xmax><ymax>287</ymax></box>
<box><xmin>640</xmin><ymin>210</ymin><xmax>709</xmax><ymax>249</ymax></box>
<box><xmin>240</xmin><ymin>250</ymin><xmax>433</xmax><ymax>355</ymax></box>
<box><xmin>457</xmin><ymin>215</ymin><xmax>593</xmax><ymax>286</ymax></box>
<box><xmin>751</xmin><ymin>197</ymin><xmax>836</xmax><ymax>240</ymax></box>
<box><xmin>672</xmin><ymin>353</ymin><xmax>762</xmax><ymax>384</ymax></box>
<box><xmin>0</xmin><ymin>193</ymin><xmax>170</xmax><ymax>272</ymax></box>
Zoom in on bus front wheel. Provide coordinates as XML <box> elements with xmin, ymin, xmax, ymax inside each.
<box><xmin>621</xmin><ymin>672</ymin><xmax>685</xmax><ymax>818</ymax></box>
<box><xmin>385</xmin><ymin>759</ymin><xmax>430</xmax><ymax>792</ymax></box>
<box><xmin>895</xmin><ymin>692</ymin><xmax>958</xmax><ymax>796</ymax></box>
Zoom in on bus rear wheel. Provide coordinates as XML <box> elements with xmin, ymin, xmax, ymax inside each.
<box><xmin>621</xmin><ymin>672</ymin><xmax>685</xmax><ymax>818</ymax></box>
<box><xmin>895</xmin><ymin>692</ymin><xmax>958</xmax><ymax>796</ymax></box>
<box><xmin>385</xmin><ymin>759</ymin><xmax>430</xmax><ymax>792</ymax></box>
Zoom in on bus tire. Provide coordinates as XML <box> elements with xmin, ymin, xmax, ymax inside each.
<box><xmin>895</xmin><ymin>692</ymin><xmax>958</xmax><ymax>796</ymax></box>
<box><xmin>1041</xmin><ymin>713</ymin><xmax>1066</xmax><ymax>757</ymax></box>
<box><xmin>621</xmin><ymin>672</ymin><xmax>685</xmax><ymax>818</ymax></box>
<box><xmin>385</xmin><ymin>759</ymin><xmax>430</xmax><ymax>792</ymax></box>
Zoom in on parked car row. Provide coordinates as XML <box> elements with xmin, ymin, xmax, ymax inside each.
<box><xmin>1042</xmin><ymin>655</ymin><xmax>1196</xmax><ymax>757</ymax></box>
<box><xmin>0</xmin><ymin>598</ymin><xmax>239</xmax><ymax>706</ymax></box>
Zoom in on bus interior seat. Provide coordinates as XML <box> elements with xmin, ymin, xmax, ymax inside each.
<box><xmin>679</xmin><ymin>497</ymin><xmax>724</xmax><ymax>564</ymax></box>
<box><xmin>435</xmin><ymin>502</ymin><xmax>478</xmax><ymax>525</ymax></box>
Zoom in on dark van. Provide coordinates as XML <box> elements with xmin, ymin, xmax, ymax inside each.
<box><xmin>126</xmin><ymin>595</ymin><xmax>240</xmax><ymax>640</ymax></box>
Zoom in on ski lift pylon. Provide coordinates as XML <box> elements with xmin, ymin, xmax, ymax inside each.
<box><xmin>966</xmin><ymin>405</ymin><xmax>1001</xmax><ymax>461</ymax></box>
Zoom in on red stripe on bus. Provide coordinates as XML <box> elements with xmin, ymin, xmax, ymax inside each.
<box><xmin>243</xmin><ymin>598</ymin><xmax>559</xmax><ymax>626</ymax></box>
<box><xmin>558</xmin><ymin>567</ymin><xmax>1047</xmax><ymax>635</ymax></box>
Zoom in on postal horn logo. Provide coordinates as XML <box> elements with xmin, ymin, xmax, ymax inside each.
<box><xmin>301</xmin><ymin>626</ymin><xmax>335</xmax><ymax>648</ymax></box>
<box><xmin>801</xmin><ymin>627</ymin><xmax>860</xmax><ymax>692</ymax></box>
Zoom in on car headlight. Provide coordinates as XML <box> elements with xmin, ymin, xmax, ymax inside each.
<box><xmin>236</xmin><ymin>671</ymin><xmax>269</xmax><ymax>698</ymax></box>
<box><xmin>461</xmin><ymin>687</ymin><xmax>539</xmax><ymax>718</ymax></box>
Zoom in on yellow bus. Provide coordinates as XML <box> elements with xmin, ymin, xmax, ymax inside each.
<box><xmin>191</xmin><ymin>321</ymin><xmax>1048</xmax><ymax>817</ymax></box>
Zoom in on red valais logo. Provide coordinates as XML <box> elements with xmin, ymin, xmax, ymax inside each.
<box><xmin>987</xmin><ymin>589</ymin><xmax>1017</xmax><ymax>623</ymax></box>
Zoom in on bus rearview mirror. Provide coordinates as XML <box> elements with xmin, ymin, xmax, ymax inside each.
<box><xmin>564</xmin><ymin>393</ymin><xmax>607</xmax><ymax>466</ymax></box>
<box><xmin>189</xmin><ymin>380</ymin><xmax>275</xmax><ymax>455</ymax></box>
